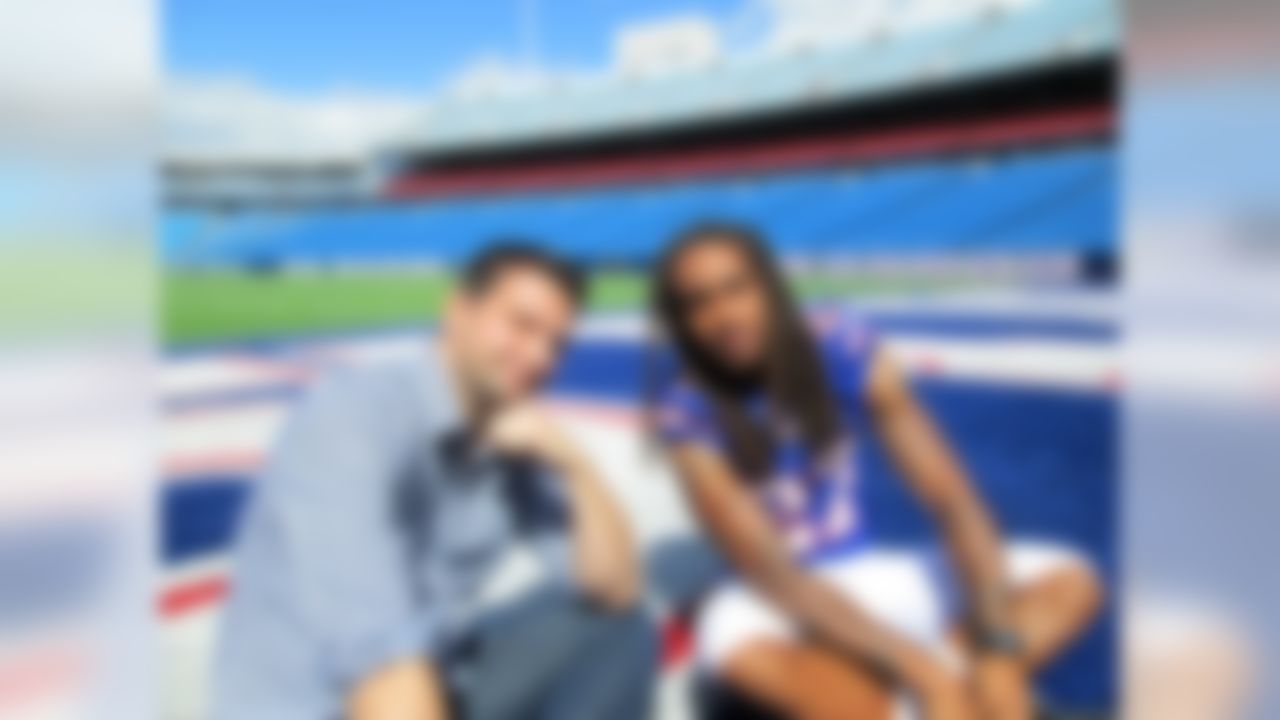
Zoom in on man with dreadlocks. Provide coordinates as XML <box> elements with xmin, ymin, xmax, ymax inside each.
<box><xmin>651</xmin><ymin>223</ymin><xmax>1103</xmax><ymax>720</ymax></box>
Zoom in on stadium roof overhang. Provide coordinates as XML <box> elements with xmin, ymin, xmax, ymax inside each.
<box><xmin>384</xmin><ymin>58</ymin><xmax>1116</xmax><ymax>201</ymax></box>
<box><xmin>381</xmin><ymin>0</ymin><xmax>1118</xmax><ymax>162</ymax></box>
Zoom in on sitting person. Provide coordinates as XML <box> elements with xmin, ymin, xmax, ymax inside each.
<box><xmin>650</xmin><ymin>223</ymin><xmax>1103</xmax><ymax>720</ymax></box>
<box><xmin>215</xmin><ymin>244</ymin><xmax>657</xmax><ymax>720</ymax></box>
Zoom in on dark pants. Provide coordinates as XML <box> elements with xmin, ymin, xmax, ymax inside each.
<box><xmin>444</xmin><ymin>588</ymin><xmax>660</xmax><ymax>720</ymax></box>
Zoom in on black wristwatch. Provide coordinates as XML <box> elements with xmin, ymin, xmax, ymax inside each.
<box><xmin>974</xmin><ymin>626</ymin><xmax>1025</xmax><ymax>656</ymax></box>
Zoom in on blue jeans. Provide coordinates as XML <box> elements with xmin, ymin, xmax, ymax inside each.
<box><xmin>443</xmin><ymin>587</ymin><xmax>660</xmax><ymax>720</ymax></box>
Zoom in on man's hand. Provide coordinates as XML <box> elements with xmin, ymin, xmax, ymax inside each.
<box><xmin>484</xmin><ymin>402</ymin><xmax>578</xmax><ymax>468</ymax></box>
<box><xmin>487</xmin><ymin>401</ymin><xmax>640</xmax><ymax>608</ymax></box>
<box><xmin>971</xmin><ymin>654</ymin><xmax>1033</xmax><ymax>720</ymax></box>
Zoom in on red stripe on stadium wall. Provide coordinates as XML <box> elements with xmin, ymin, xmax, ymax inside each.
<box><xmin>386</xmin><ymin>105</ymin><xmax>1113</xmax><ymax>200</ymax></box>
<box><xmin>159</xmin><ymin>576</ymin><xmax>229</xmax><ymax>617</ymax></box>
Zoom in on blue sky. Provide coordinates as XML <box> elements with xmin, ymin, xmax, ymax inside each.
<box><xmin>167</xmin><ymin>0</ymin><xmax>751</xmax><ymax>95</ymax></box>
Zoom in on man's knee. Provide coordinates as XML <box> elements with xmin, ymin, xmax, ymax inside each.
<box><xmin>591</xmin><ymin>603</ymin><xmax>661</xmax><ymax>668</ymax></box>
<box><xmin>540</xmin><ymin>604</ymin><xmax>661</xmax><ymax>720</ymax></box>
<box><xmin>455</xmin><ymin>594</ymin><xmax>659</xmax><ymax>720</ymax></box>
<box><xmin>528</xmin><ymin>591</ymin><xmax>659</xmax><ymax>667</ymax></box>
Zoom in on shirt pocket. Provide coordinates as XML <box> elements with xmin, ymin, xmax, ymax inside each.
<box><xmin>432</xmin><ymin>485</ymin><xmax>510</xmax><ymax>572</ymax></box>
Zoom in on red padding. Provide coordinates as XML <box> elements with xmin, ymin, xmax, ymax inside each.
<box><xmin>159</xmin><ymin>576</ymin><xmax>228</xmax><ymax>617</ymax></box>
<box><xmin>386</xmin><ymin>105</ymin><xmax>1112</xmax><ymax>200</ymax></box>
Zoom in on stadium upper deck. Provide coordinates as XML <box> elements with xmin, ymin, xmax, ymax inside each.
<box><xmin>385</xmin><ymin>0</ymin><xmax>1117</xmax><ymax>158</ymax></box>
<box><xmin>163</xmin><ymin>0</ymin><xmax>1118</xmax><ymax>276</ymax></box>
<box><xmin>164</xmin><ymin>0</ymin><xmax>1117</xmax><ymax>211</ymax></box>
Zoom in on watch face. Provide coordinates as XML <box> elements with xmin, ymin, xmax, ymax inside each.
<box><xmin>981</xmin><ymin>628</ymin><xmax>1025</xmax><ymax>655</ymax></box>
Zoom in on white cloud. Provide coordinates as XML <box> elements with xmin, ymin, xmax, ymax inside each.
<box><xmin>614</xmin><ymin>15</ymin><xmax>722</xmax><ymax>77</ymax></box>
<box><xmin>746</xmin><ymin>0</ymin><xmax>1040</xmax><ymax>52</ymax></box>
<box><xmin>163</xmin><ymin>78</ymin><xmax>423</xmax><ymax>162</ymax></box>
<box><xmin>161</xmin><ymin>11</ymin><xmax>733</xmax><ymax>161</ymax></box>
<box><xmin>442</xmin><ymin>55</ymin><xmax>559</xmax><ymax>100</ymax></box>
<box><xmin>439</xmin><ymin>13</ymin><xmax>727</xmax><ymax>100</ymax></box>
<box><xmin>161</xmin><ymin>0</ymin><xmax>1047</xmax><ymax>162</ymax></box>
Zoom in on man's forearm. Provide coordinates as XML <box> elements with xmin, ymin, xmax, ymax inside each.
<box><xmin>486</xmin><ymin>404</ymin><xmax>640</xmax><ymax>608</ymax></box>
<box><xmin>553</xmin><ymin>448</ymin><xmax>640</xmax><ymax>608</ymax></box>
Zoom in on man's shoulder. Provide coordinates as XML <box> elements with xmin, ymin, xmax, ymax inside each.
<box><xmin>297</xmin><ymin>359</ymin><xmax>437</xmax><ymax>431</ymax></box>
<box><xmin>258</xmin><ymin>360</ymin><xmax>439</xmax><ymax>493</ymax></box>
<box><xmin>304</xmin><ymin>360</ymin><xmax>415</xmax><ymax>402</ymax></box>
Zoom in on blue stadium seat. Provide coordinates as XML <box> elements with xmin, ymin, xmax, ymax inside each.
<box><xmin>164</xmin><ymin>144</ymin><xmax>1115</xmax><ymax>268</ymax></box>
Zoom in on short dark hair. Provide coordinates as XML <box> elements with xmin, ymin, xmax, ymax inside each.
<box><xmin>461</xmin><ymin>241</ymin><xmax>587</xmax><ymax>306</ymax></box>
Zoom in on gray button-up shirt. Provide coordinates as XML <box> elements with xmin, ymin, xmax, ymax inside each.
<box><xmin>213</xmin><ymin>349</ymin><xmax>573</xmax><ymax>719</ymax></box>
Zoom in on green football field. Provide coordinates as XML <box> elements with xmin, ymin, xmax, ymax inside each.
<box><xmin>164</xmin><ymin>270</ymin><xmax>644</xmax><ymax>345</ymax></box>
<box><xmin>163</xmin><ymin>269</ymin><xmax>958</xmax><ymax>345</ymax></box>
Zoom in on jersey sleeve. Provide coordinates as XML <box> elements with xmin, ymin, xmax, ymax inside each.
<box><xmin>653</xmin><ymin>380</ymin><xmax>721</xmax><ymax>450</ymax></box>
<box><xmin>812</xmin><ymin>309</ymin><xmax>881</xmax><ymax>409</ymax></box>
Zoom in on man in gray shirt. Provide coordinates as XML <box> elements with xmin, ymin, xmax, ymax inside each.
<box><xmin>214</xmin><ymin>245</ymin><xmax>656</xmax><ymax>720</ymax></box>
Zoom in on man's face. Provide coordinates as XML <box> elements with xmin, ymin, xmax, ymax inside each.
<box><xmin>669</xmin><ymin>238</ymin><xmax>772</xmax><ymax>374</ymax></box>
<box><xmin>446</xmin><ymin>267</ymin><xmax>577</xmax><ymax>406</ymax></box>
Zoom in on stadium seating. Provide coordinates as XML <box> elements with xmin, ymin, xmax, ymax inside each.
<box><xmin>164</xmin><ymin>143</ymin><xmax>1114</xmax><ymax>268</ymax></box>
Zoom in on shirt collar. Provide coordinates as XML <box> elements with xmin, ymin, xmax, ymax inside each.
<box><xmin>419</xmin><ymin>340</ymin><xmax>502</xmax><ymax>470</ymax></box>
<box><xmin>418</xmin><ymin>338</ymin><xmax>467</xmax><ymax>435</ymax></box>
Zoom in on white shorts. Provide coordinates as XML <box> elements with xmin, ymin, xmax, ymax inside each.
<box><xmin>696</xmin><ymin>540</ymin><xmax>1092</xmax><ymax>670</ymax></box>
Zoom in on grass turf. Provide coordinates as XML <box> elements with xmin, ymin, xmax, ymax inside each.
<box><xmin>164</xmin><ymin>269</ymin><xmax>957</xmax><ymax>346</ymax></box>
<box><xmin>163</xmin><ymin>270</ymin><xmax>648</xmax><ymax>345</ymax></box>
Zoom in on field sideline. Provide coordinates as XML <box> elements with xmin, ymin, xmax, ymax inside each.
<box><xmin>164</xmin><ymin>269</ymin><xmax>968</xmax><ymax>345</ymax></box>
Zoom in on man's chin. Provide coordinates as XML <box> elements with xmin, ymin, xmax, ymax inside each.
<box><xmin>484</xmin><ymin>382</ymin><xmax>538</xmax><ymax>409</ymax></box>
